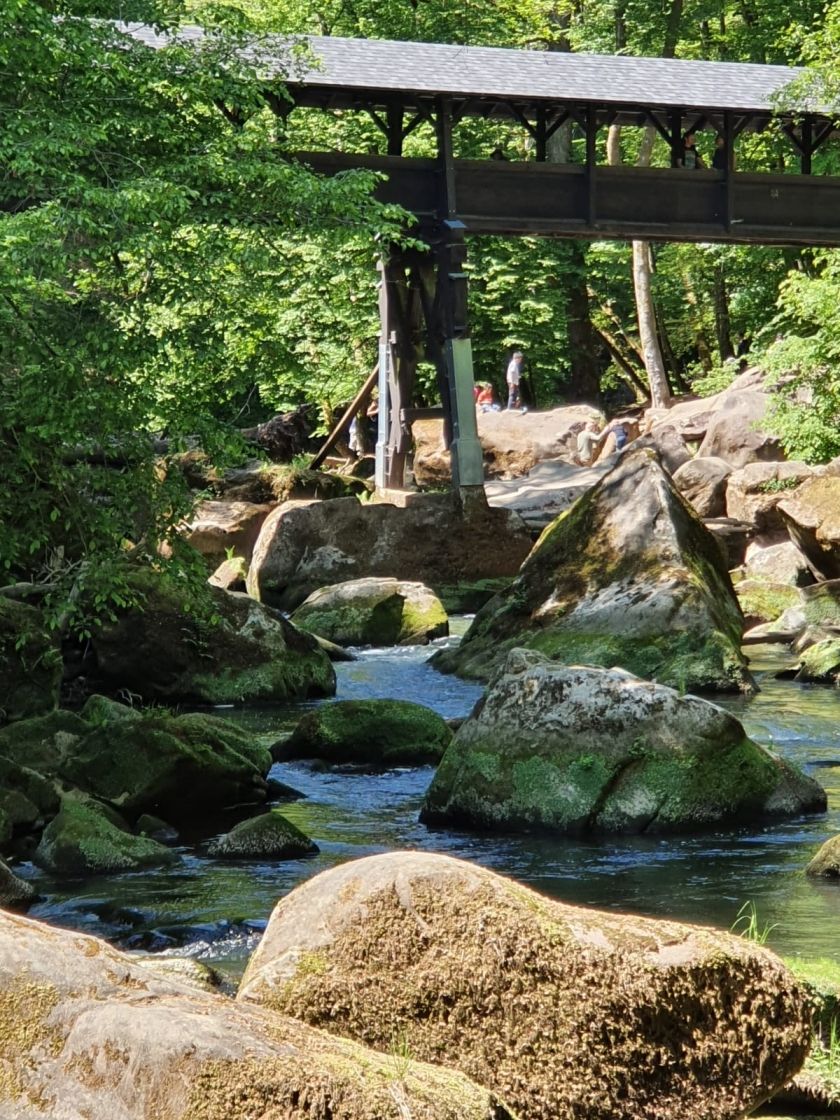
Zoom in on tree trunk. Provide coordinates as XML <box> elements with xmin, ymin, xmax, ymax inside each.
<box><xmin>713</xmin><ymin>266</ymin><xmax>734</xmax><ymax>361</ymax></box>
<box><xmin>633</xmin><ymin>241</ymin><xmax>671</xmax><ymax>408</ymax></box>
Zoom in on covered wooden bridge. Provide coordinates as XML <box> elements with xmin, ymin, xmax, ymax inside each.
<box><xmin>127</xmin><ymin>26</ymin><xmax>840</xmax><ymax>490</ymax></box>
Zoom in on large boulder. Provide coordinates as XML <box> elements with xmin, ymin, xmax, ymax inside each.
<box><xmin>0</xmin><ymin>908</ymin><xmax>515</xmax><ymax>1120</ymax></box>
<box><xmin>628</xmin><ymin>425</ymin><xmax>691</xmax><ymax>475</ymax></box>
<box><xmin>0</xmin><ymin>599</ymin><xmax>61</xmax><ymax>725</ymax></box>
<box><xmin>34</xmin><ymin>795</ymin><xmax>178</xmax><ymax>876</ymax></box>
<box><xmin>433</xmin><ymin>449</ymin><xmax>753</xmax><ymax>693</ymax></box>
<box><xmin>696</xmin><ymin>386</ymin><xmax>783</xmax><ymax>467</ymax></box>
<box><xmin>291</xmin><ymin>577</ymin><xmax>448</xmax><ymax>647</ymax></box>
<box><xmin>779</xmin><ymin>476</ymin><xmax>840</xmax><ymax>580</ymax></box>
<box><xmin>90</xmin><ymin>572</ymin><xmax>335</xmax><ymax>704</ymax></box>
<box><xmin>422</xmin><ymin>652</ymin><xmax>825</xmax><ymax>834</ymax></box>
<box><xmin>58</xmin><ymin>712</ymin><xmax>272</xmax><ymax>826</ymax></box>
<box><xmin>207</xmin><ymin>809</ymin><xmax>317</xmax><ymax>859</ymax></box>
<box><xmin>0</xmin><ymin>710</ymin><xmax>89</xmax><ymax>776</ymax></box>
<box><xmin>725</xmin><ymin>461</ymin><xmax>814</xmax><ymax>532</ymax></box>
<box><xmin>743</xmin><ymin>537</ymin><xmax>813</xmax><ymax>587</ymax></box>
<box><xmin>238</xmin><ymin>851</ymin><xmax>812</xmax><ymax>1120</ymax></box>
<box><xmin>735</xmin><ymin>580</ymin><xmax>801</xmax><ymax>627</ymax></box>
<box><xmin>247</xmin><ymin>491</ymin><xmax>532</xmax><ymax>612</ymax></box>
<box><xmin>278</xmin><ymin>700</ymin><xmax>452</xmax><ymax>768</ymax></box>
<box><xmin>183</xmin><ymin>499</ymin><xmax>272</xmax><ymax>568</ymax></box>
<box><xmin>793</xmin><ymin>639</ymin><xmax>840</xmax><ymax>683</ymax></box>
<box><xmin>806</xmin><ymin>833</ymin><xmax>840</xmax><ymax>878</ymax></box>
<box><xmin>672</xmin><ymin>456</ymin><xmax>732</xmax><ymax>517</ymax></box>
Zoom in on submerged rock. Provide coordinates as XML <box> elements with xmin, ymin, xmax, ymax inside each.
<box><xmin>238</xmin><ymin>850</ymin><xmax>811</xmax><ymax>1120</ymax></box>
<box><xmin>422</xmin><ymin>652</ymin><xmax>825</xmax><ymax>835</ymax></box>
<box><xmin>207</xmin><ymin>809</ymin><xmax>317</xmax><ymax>859</ymax></box>
<box><xmin>292</xmin><ymin>576</ymin><xmax>448</xmax><ymax>647</ymax></box>
<box><xmin>0</xmin><ymin>599</ymin><xmax>62</xmax><ymax>725</ymax></box>
<box><xmin>34</xmin><ymin>796</ymin><xmax>179</xmax><ymax>875</ymax></box>
<box><xmin>434</xmin><ymin>449</ymin><xmax>753</xmax><ymax>693</ymax></box>
<box><xmin>279</xmin><ymin>700</ymin><xmax>452</xmax><ymax>768</ymax></box>
<box><xmin>90</xmin><ymin>571</ymin><xmax>335</xmax><ymax>705</ymax></box>
<box><xmin>0</xmin><ymin>908</ymin><xmax>515</xmax><ymax>1120</ymax></box>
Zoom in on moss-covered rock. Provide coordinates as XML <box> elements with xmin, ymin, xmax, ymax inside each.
<box><xmin>806</xmin><ymin>834</ymin><xmax>840</xmax><ymax>878</ymax></box>
<box><xmin>34</xmin><ymin>796</ymin><xmax>179</xmax><ymax>876</ymax></box>
<box><xmin>438</xmin><ymin>578</ymin><xmax>514</xmax><ymax>614</ymax></box>
<box><xmin>207</xmin><ymin>809</ymin><xmax>318</xmax><ymax>859</ymax></box>
<box><xmin>79</xmin><ymin>694</ymin><xmax>141</xmax><ymax>725</ymax></box>
<box><xmin>238</xmin><ymin>851</ymin><xmax>811</xmax><ymax>1120</ymax></box>
<box><xmin>0</xmin><ymin>599</ymin><xmax>62</xmax><ymax>725</ymax></box>
<box><xmin>736</xmin><ymin>580</ymin><xmax>802</xmax><ymax>626</ymax></box>
<box><xmin>0</xmin><ymin>755</ymin><xmax>59</xmax><ymax>837</ymax></box>
<box><xmin>292</xmin><ymin>577</ymin><xmax>448</xmax><ymax>647</ymax></box>
<box><xmin>433</xmin><ymin>449</ymin><xmax>753</xmax><ymax>693</ymax></box>
<box><xmin>279</xmin><ymin>700</ymin><xmax>452</xmax><ymax>767</ymax></box>
<box><xmin>422</xmin><ymin>651</ymin><xmax>825</xmax><ymax>835</ymax></box>
<box><xmin>59</xmin><ymin>712</ymin><xmax>272</xmax><ymax>826</ymax></box>
<box><xmin>90</xmin><ymin>570</ymin><xmax>335</xmax><ymax>704</ymax></box>
<box><xmin>795</xmin><ymin>639</ymin><xmax>840</xmax><ymax>684</ymax></box>
<box><xmin>801</xmin><ymin>580</ymin><xmax>840</xmax><ymax>628</ymax></box>
<box><xmin>0</xmin><ymin>908</ymin><xmax>515</xmax><ymax>1120</ymax></box>
<box><xmin>0</xmin><ymin>710</ymin><xmax>89</xmax><ymax>775</ymax></box>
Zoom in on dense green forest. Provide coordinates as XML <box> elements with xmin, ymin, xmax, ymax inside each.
<box><xmin>4</xmin><ymin>0</ymin><xmax>840</xmax><ymax>632</ymax></box>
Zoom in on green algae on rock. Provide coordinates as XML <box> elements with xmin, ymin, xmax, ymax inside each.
<box><xmin>795</xmin><ymin>638</ymin><xmax>840</xmax><ymax>683</ymax></box>
<box><xmin>432</xmin><ymin>449</ymin><xmax>753</xmax><ymax>693</ymax></box>
<box><xmin>207</xmin><ymin>808</ymin><xmax>317</xmax><ymax>859</ymax></box>
<box><xmin>0</xmin><ymin>599</ymin><xmax>62</xmax><ymax>725</ymax></box>
<box><xmin>34</xmin><ymin>796</ymin><xmax>178</xmax><ymax>875</ymax></box>
<box><xmin>90</xmin><ymin>570</ymin><xmax>335</xmax><ymax>704</ymax></box>
<box><xmin>0</xmin><ymin>908</ymin><xmax>517</xmax><ymax>1120</ymax></box>
<box><xmin>238</xmin><ymin>850</ymin><xmax>811</xmax><ymax>1120</ymax></box>
<box><xmin>421</xmin><ymin>652</ymin><xmax>825</xmax><ymax>835</ymax></box>
<box><xmin>278</xmin><ymin>699</ymin><xmax>452</xmax><ymax>767</ymax></box>
<box><xmin>59</xmin><ymin>711</ymin><xmax>272</xmax><ymax>825</ymax></box>
<box><xmin>292</xmin><ymin>576</ymin><xmax>448</xmax><ymax>647</ymax></box>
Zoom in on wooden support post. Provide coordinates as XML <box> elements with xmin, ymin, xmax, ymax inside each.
<box><xmin>670</xmin><ymin>110</ymin><xmax>683</xmax><ymax>166</ymax></box>
<box><xmin>386</xmin><ymin>104</ymin><xmax>404</xmax><ymax>156</ymax></box>
<box><xmin>585</xmin><ymin>108</ymin><xmax>598</xmax><ymax>227</ymax></box>
<box><xmin>435</xmin><ymin>98</ymin><xmax>483</xmax><ymax>489</ymax></box>
<box><xmin>375</xmin><ymin>258</ymin><xmax>392</xmax><ymax>492</ymax></box>
<box><xmin>723</xmin><ymin>110</ymin><xmax>735</xmax><ymax>230</ymax></box>
<box><xmin>801</xmin><ymin>116</ymin><xmax>813</xmax><ymax>175</ymax></box>
<box><xmin>536</xmin><ymin>108</ymin><xmax>547</xmax><ymax>162</ymax></box>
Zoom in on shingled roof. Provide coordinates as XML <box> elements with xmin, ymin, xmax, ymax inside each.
<box><xmin>120</xmin><ymin>24</ymin><xmax>816</xmax><ymax>118</ymax></box>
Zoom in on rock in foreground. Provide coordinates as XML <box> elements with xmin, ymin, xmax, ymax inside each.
<box><xmin>434</xmin><ymin>449</ymin><xmax>752</xmax><ymax>693</ymax></box>
<box><xmin>292</xmin><ymin>576</ymin><xmax>448</xmax><ymax>647</ymax></box>
<box><xmin>0</xmin><ymin>909</ymin><xmax>516</xmax><ymax>1120</ymax></box>
<box><xmin>238</xmin><ymin>850</ymin><xmax>811</xmax><ymax>1120</ymax></box>
<box><xmin>279</xmin><ymin>700</ymin><xmax>452</xmax><ymax>767</ymax></box>
<box><xmin>422</xmin><ymin>652</ymin><xmax>825</xmax><ymax>835</ymax></box>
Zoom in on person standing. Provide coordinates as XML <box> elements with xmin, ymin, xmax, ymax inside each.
<box><xmin>680</xmin><ymin>131</ymin><xmax>703</xmax><ymax>169</ymax></box>
<box><xmin>506</xmin><ymin>351</ymin><xmax>525</xmax><ymax>411</ymax></box>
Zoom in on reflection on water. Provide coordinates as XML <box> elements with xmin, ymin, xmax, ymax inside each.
<box><xmin>22</xmin><ymin>636</ymin><xmax>840</xmax><ymax>976</ymax></box>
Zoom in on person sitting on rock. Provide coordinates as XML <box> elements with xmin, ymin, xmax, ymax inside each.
<box><xmin>595</xmin><ymin>419</ymin><xmax>630</xmax><ymax>462</ymax></box>
<box><xmin>475</xmin><ymin>383</ymin><xmax>500</xmax><ymax>412</ymax></box>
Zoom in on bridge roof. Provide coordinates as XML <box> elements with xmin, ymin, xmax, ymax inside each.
<box><xmin>122</xmin><ymin>24</ymin><xmax>819</xmax><ymax>119</ymax></box>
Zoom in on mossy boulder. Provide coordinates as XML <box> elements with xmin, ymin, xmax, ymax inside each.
<box><xmin>79</xmin><ymin>693</ymin><xmax>141</xmax><ymax>725</ymax></box>
<box><xmin>238</xmin><ymin>851</ymin><xmax>811</xmax><ymax>1120</ymax></box>
<box><xmin>279</xmin><ymin>700</ymin><xmax>452</xmax><ymax>767</ymax></box>
<box><xmin>432</xmin><ymin>450</ymin><xmax>753</xmax><ymax>693</ymax></box>
<box><xmin>291</xmin><ymin>577</ymin><xmax>448</xmax><ymax>647</ymax></box>
<box><xmin>0</xmin><ymin>710</ymin><xmax>89</xmax><ymax>775</ymax></box>
<box><xmin>34</xmin><ymin>796</ymin><xmax>179</xmax><ymax>876</ymax></box>
<box><xmin>795</xmin><ymin>639</ymin><xmax>840</xmax><ymax>684</ymax></box>
<box><xmin>0</xmin><ymin>755</ymin><xmax>59</xmax><ymax>838</ymax></box>
<box><xmin>90</xmin><ymin>571</ymin><xmax>335</xmax><ymax>704</ymax></box>
<box><xmin>207</xmin><ymin>809</ymin><xmax>317</xmax><ymax>859</ymax></box>
<box><xmin>421</xmin><ymin>651</ymin><xmax>825</xmax><ymax>835</ymax></box>
<box><xmin>736</xmin><ymin>580</ymin><xmax>802</xmax><ymax>626</ymax></box>
<box><xmin>0</xmin><ymin>908</ymin><xmax>516</xmax><ymax>1120</ymax></box>
<box><xmin>0</xmin><ymin>599</ymin><xmax>62</xmax><ymax>725</ymax></box>
<box><xmin>59</xmin><ymin>712</ymin><xmax>272</xmax><ymax>826</ymax></box>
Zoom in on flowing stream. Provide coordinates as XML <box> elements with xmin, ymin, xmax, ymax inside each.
<box><xmin>20</xmin><ymin>631</ymin><xmax>840</xmax><ymax>981</ymax></box>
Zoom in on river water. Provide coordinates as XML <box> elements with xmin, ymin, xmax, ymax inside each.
<box><xmin>21</xmin><ymin>632</ymin><xmax>840</xmax><ymax>980</ymax></box>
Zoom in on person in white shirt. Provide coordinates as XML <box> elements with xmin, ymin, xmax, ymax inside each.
<box><xmin>506</xmin><ymin>351</ymin><xmax>524</xmax><ymax>411</ymax></box>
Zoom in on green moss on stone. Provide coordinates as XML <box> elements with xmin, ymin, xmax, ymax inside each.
<box><xmin>279</xmin><ymin>700</ymin><xmax>452</xmax><ymax>767</ymax></box>
<box><xmin>796</xmin><ymin>640</ymin><xmax>840</xmax><ymax>683</ymax></box>
<box><xmin>207</xmin><ymin>809</ymin><xmax>317</xmax><ymax>859</ymax></box>
<box><xmin>34</xmin><ymin>796</ymin><xmax>178</xmax><ymax>875</ymax></box>
<box><xmin>737</xmin><ymin>584</ymin><xmax>801</xmax><ymax>625</ymax></box>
